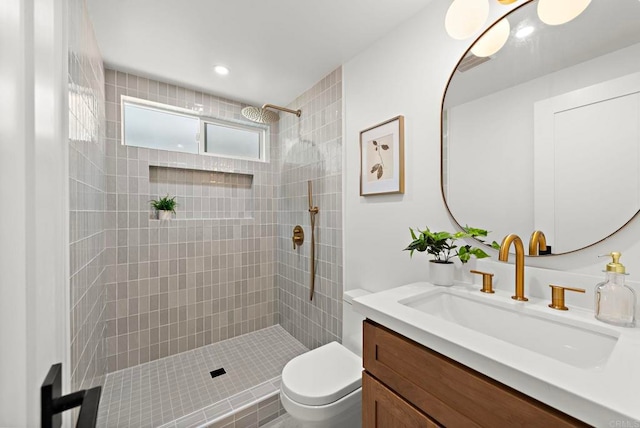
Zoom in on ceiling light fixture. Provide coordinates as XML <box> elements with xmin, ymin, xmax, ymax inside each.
<box><xmin>445</xmin><ymin>0</ymin><xmax>490</xmax><ymax>40</ymax></box>
<box><xmin>470</xmin><ymin>18</ymin><xmax>510</xmax><ymax>57</ymax></box>
<box><xmin>537</xmin><ymin>0</ymin><xmax>591</xmax><ymax>26</ymax></box>
<box><xmin>515</xmin><ymin>25</ymin><xmax>534</xmax><ymax>39</ymax></box>
<box><xmin>445</xmin><ymin>0</ymin><xmax>588</xmax><ymax>49</ymax></box>
<box><xmin>214</xmin><ymin>65</ymin><xmax>229</xmax><ymax>76</ymax></box>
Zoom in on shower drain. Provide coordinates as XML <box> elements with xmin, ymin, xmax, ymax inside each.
<box><xmin>209</xmin><ymin>368</ymin><xmax>226</xmax><ymax>379</ymax></box>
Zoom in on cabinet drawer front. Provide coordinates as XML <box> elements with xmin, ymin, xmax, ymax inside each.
<box><xmin>363</xmin><ymin>372</ymin><xmax>441</xmax><ymax>428</ymax></box>
<box><xmin>363</xmin><ymin>320</ymin><xmax>588</xmax><ymax>428</ymax></box>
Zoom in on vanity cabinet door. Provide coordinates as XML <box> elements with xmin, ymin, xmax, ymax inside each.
<box><xmin>363</xmin><ymin>372</ymin><xmax>441</xmax><ymax>428</ymax></box>
<box><xmin>363</xmin><ymin>320</ymin><xmax>589</xmax><ymax>428</ymax></box>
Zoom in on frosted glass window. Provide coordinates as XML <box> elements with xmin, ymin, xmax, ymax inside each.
<box><xmin>204</xmin><ymin>122</ymin><xmax>261</xmax><ymax>160</ymax></box>
<box><xmin>121</xmin><ymin>97</ymin><xmax>267</xmax><ymax>161</ymax></box>
<box><xmin>123</xmin><ymin>102</ymin><xmax>199</xmax><ymax>154</ymax></box>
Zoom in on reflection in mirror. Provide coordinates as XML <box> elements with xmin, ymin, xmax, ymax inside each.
<box><xmin>442</xmin><ymin>0</ymin><xmax>640</xmax><ymax>256</ymax></box>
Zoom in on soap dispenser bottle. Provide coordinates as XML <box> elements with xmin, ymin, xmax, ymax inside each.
<box><xmin>595</xmin><ymin>252</ymin><xmax>636</xmax><ymax>327</ymax></box>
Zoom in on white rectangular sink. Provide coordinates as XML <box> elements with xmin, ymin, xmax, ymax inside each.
<box><xmin>400</xmin><ymin>288</ymin><xmax>618</xmax><ymax>369</ymax></box>
<box><xmin>352</xmin><ymin>282</ymin><xmax>640</xmax><ymax>426</ymax></box>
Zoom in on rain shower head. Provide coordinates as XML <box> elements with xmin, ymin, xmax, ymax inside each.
<box><xmin>241</xmin><ymin>103</ymin><xmax>301</xmax><ymax>124</ymax></box>
<box><xmin>241</xmin><ymin>106</ymin><xmax>279</xmax><ymax>124</ymax></box>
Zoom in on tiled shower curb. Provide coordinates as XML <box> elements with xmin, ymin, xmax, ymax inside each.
<box><xmin>158</xmin><ymin>376</ymin><xmax>285</xmax><ymax>428</ymax></box>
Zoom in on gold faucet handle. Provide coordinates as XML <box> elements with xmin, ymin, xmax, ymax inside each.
<box><xmin>470</xmin><ymin>270</ymin><xmax>495</xmax><ymax>294</ymax></box>
<box><xmin>548</xmin><ymin>284</ymin><xmax>585</xmax><ymax>310</ymax></box>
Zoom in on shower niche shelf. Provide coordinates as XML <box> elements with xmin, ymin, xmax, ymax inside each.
<box><xmin>149</xmin><ymin>165</ymin><xmax>254</xmax><ymax>221</ymax></box>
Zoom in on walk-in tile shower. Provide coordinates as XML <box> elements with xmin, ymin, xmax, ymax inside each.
<box><xmin>68</xmin><ymin>3</ymin><xmax>343</xmax><ymax>424</ymax></box>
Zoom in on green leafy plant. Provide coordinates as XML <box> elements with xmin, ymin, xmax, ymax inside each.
<box><xmin>150</xmin><ymin>194</ymin><xmax>178</xmax><ymax>213</ymax></box>
<box><xmin>404</xmin><ymin>225</ymin><xmax>499</xmax><ymax>263</ymax></box>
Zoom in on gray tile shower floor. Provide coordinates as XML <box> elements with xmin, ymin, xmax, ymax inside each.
<box><xmin>97</xmin><ymin>325</ymin><xmax>307</xmax><ymax>428</ymax></box>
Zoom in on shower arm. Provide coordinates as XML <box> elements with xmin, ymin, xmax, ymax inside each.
<box><xmin>262</xmin><ymin>104</ymin><xmax>302</xmax><ymax>117</ymax></box>
<box><xmin>308</xmin><ymin>180</ymin><xmax>319</xmax><ymax>301</ymax></box>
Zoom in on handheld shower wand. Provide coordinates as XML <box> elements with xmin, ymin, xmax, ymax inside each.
<box><xmin>308</xmin><ymin>180</ymin><xmax>319</xmax><ymax>301</ymax></box>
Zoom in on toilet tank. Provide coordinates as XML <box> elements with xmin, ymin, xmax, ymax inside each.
<box><xmin>342</xmin><ymin>289</ymin><xmax>371</xmax><ymax>357</ymax></box>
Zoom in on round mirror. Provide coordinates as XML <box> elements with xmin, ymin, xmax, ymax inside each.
<box><xmin>442</xmin><ymin>0</ymin><xmax>640</xmax><ymax>255</ymax></box>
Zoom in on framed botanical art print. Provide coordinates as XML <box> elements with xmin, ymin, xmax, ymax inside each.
<box><xmin>359</xmin><ymin>115</ymin><xmax>405</xmax><ymax>196</ymax></box>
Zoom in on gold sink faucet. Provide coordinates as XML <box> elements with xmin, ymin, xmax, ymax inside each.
<box><xmin>498</xmin><ymin>234</ymin><xmax>528</xmax><ymax>301</ymax></box>
<box><xmin>528</xmin><ymin>230</ymin><xmax>547</xmax><ymax>256</ymax></box>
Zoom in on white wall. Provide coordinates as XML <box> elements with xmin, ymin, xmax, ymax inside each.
<box><xmin>344</xmin><ymin>0</ymin><xmax>466</xmax><ymax>293</ymax></box>
<box><xmin>0</xmin><ymin>0</ymin><xmax>69</xmax><ymax>426</ymax></box>
<box><xmin>448</xmin><ymin>95</ymin><xmax>534</xmax><ymax>241</ymax></box>
<box><xmin>343</xmin><ymin>0</ymin><xmax>640</xmax><ymax>299</ymax></box>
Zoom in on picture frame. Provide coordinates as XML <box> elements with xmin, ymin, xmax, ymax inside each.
<box><xmin>359</xmin><ymin>115</ymin><xmax>405</xmax><ymax>196</ymax></box>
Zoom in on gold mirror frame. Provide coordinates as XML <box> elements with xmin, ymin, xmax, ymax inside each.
<box><xmin>440</xmin><ymin>0</ymin><xmax>640</xmax><ymax>256</ymax></box>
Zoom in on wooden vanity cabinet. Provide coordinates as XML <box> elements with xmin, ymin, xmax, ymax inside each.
<box><xmin>363</xmin><ymin>372</ymin><xmax>441</xmax><ymax>427</ymax></box>
<box><xmin>362</xmin><ymin>320</ymin><xmax>590</xmax><ymax>428</ymax></box>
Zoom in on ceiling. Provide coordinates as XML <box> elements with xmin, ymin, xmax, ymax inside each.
<box><xmin>86</xmin><ymin>0</ymin><xmax>433</xmax><ymax>107</ymax></box>
<box><xmin>445</xmin><ymin>0</ymin><xmax>640</xmax><ymax>107</ymax></box>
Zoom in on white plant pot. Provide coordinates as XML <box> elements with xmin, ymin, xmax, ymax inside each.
<box><xmin>158</xmin><ymin>210</ymin><xmax>172</xmax><ymax>221</ymax></box>
<box><xmin>429</xmin><ymin>261</ymin><xmax>455</xmax><ymax>286</ymax></box>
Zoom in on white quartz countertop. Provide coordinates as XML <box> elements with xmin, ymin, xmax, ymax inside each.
<box><xmin>352</xmin><ymin>282</ymin><xmax>640</xmax><ymax>427</ymax></box>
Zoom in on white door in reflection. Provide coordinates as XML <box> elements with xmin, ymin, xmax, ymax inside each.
<box><xmin>535</xmin><ymin>73</ymin><xmax>640</xmax><ymax>253</ymax></box>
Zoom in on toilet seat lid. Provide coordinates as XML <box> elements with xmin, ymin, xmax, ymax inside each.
<box><xmin>281</xmin><ymin>341</ymin><xmax>362</xmax><ymax>406</ymax></box>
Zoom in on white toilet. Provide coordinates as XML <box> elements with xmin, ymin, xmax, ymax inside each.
<box><xmin>280</xmin><ymin>289</ymin><xmax>370</xmax><ymax>428</ymax></box>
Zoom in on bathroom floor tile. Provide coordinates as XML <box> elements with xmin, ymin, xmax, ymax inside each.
<box><xmin>97</xmin><ymin>325</ymin><xmax>307</xmax><ymax>428</ymax></box>
<box><xmin>259</xmin><ymin>414</ymin><xmax>298</xmax><ymax>428</ymax></box>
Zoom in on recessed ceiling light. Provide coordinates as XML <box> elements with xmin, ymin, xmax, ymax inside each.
<box><xmin>515</xmin><ymin>25</ymin><xmax>535</xmax><ymax>38</ymax></box>
<box><xmin>214</xmin><ymin>65</ymin><xmax>229</xmax><ymax>76</ymax></box>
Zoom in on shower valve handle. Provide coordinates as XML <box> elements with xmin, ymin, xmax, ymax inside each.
<box><xmin>292</xmin><ymin>225</ymin><xmax>304</xmax><ymax>249</ymax></box>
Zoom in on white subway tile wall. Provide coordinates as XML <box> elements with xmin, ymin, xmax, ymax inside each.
<box><xmin>277</xmin><ymin>67</ymin><xmax>343</xmax><ymax>349</ymax></box>
<box><xmin>103</xmin><ymin>69</ymin><xmax>280</xmax><ymax>371</ymax></box>
<box><xmin>68</xmin><ymin>0</ymin><xmax>108</xmax><ymax>391</ymax></box>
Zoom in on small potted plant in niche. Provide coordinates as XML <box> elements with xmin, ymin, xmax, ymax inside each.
<box><xmin>404</xmin><ymin>226</ymin><xmax>497</xmax><ymax>286</ymax></box>
<box><xmin>150</xmin><ymin>194</ymin><xmax>177</xmax><ymax>220</ymax></box>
